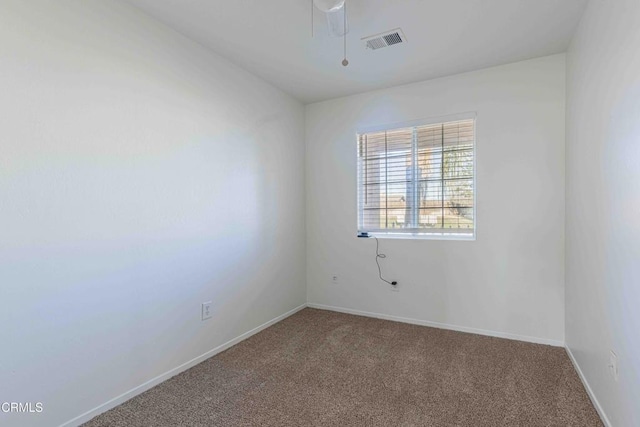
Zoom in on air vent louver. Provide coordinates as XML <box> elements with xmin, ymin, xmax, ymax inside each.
<box><xmin>362</xmin><ymin>28</ymin><xmax>406</xmax><ymax>50</ymax></box>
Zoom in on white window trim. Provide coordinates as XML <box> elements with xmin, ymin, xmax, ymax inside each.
<box><xmin>356</xmin><ymin>112</ymin><xmax>477</xmax><ymax>241</ymax></box>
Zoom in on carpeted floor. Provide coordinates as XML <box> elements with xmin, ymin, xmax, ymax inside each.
<box><xmin>84</xmin><ymin>308</ymin><xmax>602</xmax><ymax>426</ymax></box>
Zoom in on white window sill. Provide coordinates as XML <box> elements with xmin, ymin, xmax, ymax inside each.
<box><xmin>364</xmin><ymin>232</ymin><xmax>476</xmax><ymax>241</ymax></box>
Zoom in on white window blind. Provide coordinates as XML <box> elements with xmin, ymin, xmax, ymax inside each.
<box><xmin>357</xmin><ymin>118</ymin><xmax>475</xmax><ymax>238</ymax></box>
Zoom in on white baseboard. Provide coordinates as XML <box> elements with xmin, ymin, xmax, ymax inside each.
<box><xmin>565</xmin><ymin>346</ymin><xmax>612</xmax><ymax>427</ymax></box>
<box><xmin>307</xmin><ymin>303</ymin><xmax>564</xmax><ymax>347</ymax></box>
<box><xmin>59</xmin><ymin>303</ymin><xmax>307</xmax><ymax>427</ymax></box>
<box><xmin>58</xmin><ymin>302</ymin><xmax>610</xmax><ymax>427</ymax></box>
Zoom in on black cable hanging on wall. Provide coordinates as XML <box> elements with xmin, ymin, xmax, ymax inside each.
<box><xmin>373</xmin><ymin>236</ymin><xmax>397</xmax><ymax>286</ymax></box>
<box><xmin>359</xmin><ymin>232</ymin><xmax>397</xmax><ymax>286</ymax></box>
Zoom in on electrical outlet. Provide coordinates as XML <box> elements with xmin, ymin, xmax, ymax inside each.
<box><xmin>609</xmin><ymin>350</ymin><xmax>619</xmax><ymax>382</ymax></box>
<box><xmin>201</xmin><ymin>301</ymin><xmax>212</xmax><ymax>321</ymax></box>
<box><xmin>331</xmin><ymin>274</ymin><xmax>339</xmax><ymax>284</ymax></box>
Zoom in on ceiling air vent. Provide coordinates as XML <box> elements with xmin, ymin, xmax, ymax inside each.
<box><xmin>362</xmin><ymin>28</ymin><xmax>407</xmax><ymax>50</ymax></box>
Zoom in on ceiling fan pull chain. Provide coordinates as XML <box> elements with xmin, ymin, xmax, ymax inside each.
<box><xmin>342</xmin><ymin>0</ymin><xmax>349</xmax><ymax>66</ymax></box>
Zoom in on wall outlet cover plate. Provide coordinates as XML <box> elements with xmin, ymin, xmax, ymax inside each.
<box><xmin>202</xmin><ymin>301</ymin><xmax>213</xmax><ymax>320</ymax></box>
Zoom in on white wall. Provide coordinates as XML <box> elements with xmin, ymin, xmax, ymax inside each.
<box><xmin>565</xmin><ymin>0</ymin><xmax>640</xmax><ymax>425</ymax></box>
<box><xmin>0</xmin><ymin>1</ymin><xmax>305</xmax><ymax>426</ymax></box>
<box><xmin>306</xmin><ymin>55</ymin><xmax>566</xmax><ymax>345</ymax></box>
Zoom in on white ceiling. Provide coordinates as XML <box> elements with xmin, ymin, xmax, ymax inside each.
<box><xmin>123</xmin><ymin>0</ymin><xmax>588</xmax><ymax>104</ymax></box>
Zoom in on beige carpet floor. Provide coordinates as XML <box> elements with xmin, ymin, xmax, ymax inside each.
<box><xmin>84</xmin><ymin>308</ymin><xmax>602</xmax><ymax>426</ymax></box>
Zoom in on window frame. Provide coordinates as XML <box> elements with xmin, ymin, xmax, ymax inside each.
<box><xmin>356</xmin><ymin>112</ymin><xmax>477</xmax><ymax>241</ymax></box>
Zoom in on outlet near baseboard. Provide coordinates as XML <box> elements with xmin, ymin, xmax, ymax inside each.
<box><xmin>202</xmin><ymin>301</ymin><xmax>212</xmax><ymax>320</ymax></box>
<box><xmin>609</xmin><ymin>350</ymin><xmax>618</xmax><ymax>382</ymax></box>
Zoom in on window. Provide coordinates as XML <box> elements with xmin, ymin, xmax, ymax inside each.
<box><xmin>357</xmin><ymin>116</ymin><xmax>475</xmax><ymax>239</ymax></box>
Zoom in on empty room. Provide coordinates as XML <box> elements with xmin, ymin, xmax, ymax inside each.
<box><xmin>1</xmin><ymin>0</ymin><xmax>639</xmax><ymax>426</ymax></box>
